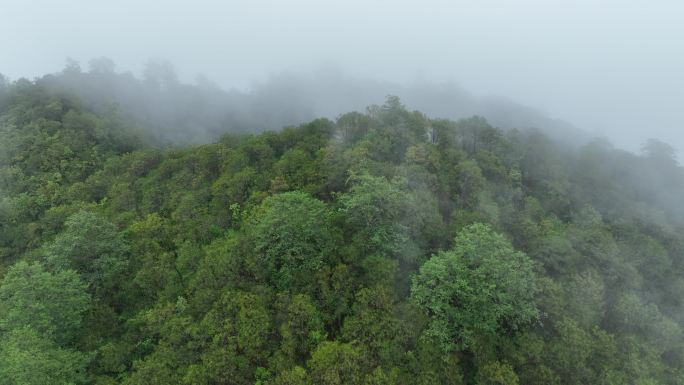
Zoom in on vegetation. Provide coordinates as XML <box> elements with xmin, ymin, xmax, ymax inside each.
<box><xmin>1</xmin><ymin>74</ymin><xmax>684</xmax><ymax>384</ymax></box>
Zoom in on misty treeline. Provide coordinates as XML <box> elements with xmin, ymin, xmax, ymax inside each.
<box><xmin>0</xmin><ymin>72</ymin><xmax>684</xmax><ymax>385</ymax></box>
<box><xmin>2</xmin><ymin>58</ymin><xmax>584</xmax><ymax>146</ymax></box>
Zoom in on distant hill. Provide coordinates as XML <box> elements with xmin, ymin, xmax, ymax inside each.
<box><xmin>29</xmin><ymin>60</ymin><xmax>588</xmax><ymax>147</ymax></box>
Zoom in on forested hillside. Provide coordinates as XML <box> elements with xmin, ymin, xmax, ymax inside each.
<box><xmin>1</xmin><ymin>77</ymin><xmax>684</xmax><ymax>385</ymax></box>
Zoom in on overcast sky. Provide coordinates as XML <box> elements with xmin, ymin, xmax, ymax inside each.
<box><xmin>2</xmin><ymin>0</ymin><xmax>683</xmax><ymax>153</ymax></box>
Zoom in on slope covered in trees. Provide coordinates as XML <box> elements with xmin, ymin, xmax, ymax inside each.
<box><xmin>1</xmin><ymin>78</ymin><xmax>684</xmax><ymax>384</ymax></box>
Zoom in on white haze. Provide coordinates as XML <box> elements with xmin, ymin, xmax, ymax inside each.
<box><xmin>2</xmin><ymin>0</ymin><xmax>683</xmax><ymax>154</ymax></box>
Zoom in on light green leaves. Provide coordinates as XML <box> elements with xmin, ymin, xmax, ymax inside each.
<box><xmin>0</xmin><ymin>261</ymin><xmax>89</xmax><ymax>343</ymax></box>
<box><xmin>411</xmin><ymin>223</ymin><xmax>538</xmax><ymax>351</ymax></box>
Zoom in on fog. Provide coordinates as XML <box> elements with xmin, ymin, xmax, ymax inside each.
<box><xmin>2</xmin><ymin>0</ymin><xmax>683</xmax><ymax>153</ymax></box>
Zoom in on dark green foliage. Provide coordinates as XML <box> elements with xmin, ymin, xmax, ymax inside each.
<box><xmin>245</xmin><ymin>191</ymin><xmax>334</xmax><ymax>291</ymax></box>
<box><xmin>1</xmin><ymin>80</ymin><xmax>683</xmax><ymax>384</ymax></box>
<box><xmin>278</xmin><ymin>294</ymin><xmax>326</xmax><ymax>364</ymax></box>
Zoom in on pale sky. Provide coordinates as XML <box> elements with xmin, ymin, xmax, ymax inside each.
<box><xmin>2</xmin><ymin>0</ymin><xmax>683</xmax><ymax>153</ymax></box>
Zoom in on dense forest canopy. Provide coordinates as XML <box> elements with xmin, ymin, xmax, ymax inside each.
<box><xmin>0</xmin><ymin>72</ymin><xmax>684</xmax><ymax>384</ymax></box>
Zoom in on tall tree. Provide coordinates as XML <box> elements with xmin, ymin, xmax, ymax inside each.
<box><xmin>46</xmin><ymin>210</ymin><xmax>128</xmax><ymax>297</ymax></box>
<box><xmin>0</xmin><ymin>327</ymin><xmax>89</xmax><ymax>385</ymax></box>
<box><xmin>245</xmin><ymin>191</ymin><xmax>334</xmax><ymax>291</ymax></box>
<box><xmin>0</xmin><ymin>261</ymin><xmax>90</xmax><ymax>344</ymax></box>
<box><xmin>411</xmin><ymin>223</ymin><xmax>538</xmax><ymax>351</ymax></box>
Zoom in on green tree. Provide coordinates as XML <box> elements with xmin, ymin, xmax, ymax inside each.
<box><xmin>272</xmin><ymin>366</ymin><xmax>312</xmax><ymax>385</ymax></box>
<box><xmin>411</xmin><ymin>223</ymin><xmax>538</xmax><ymax>351</ymax></box>
<box><xmin>245</xmin><ymin>191</ymin><xmax>334</xmax><ymax>291</ymax></box>
<box><xmin>0</xmin><ymin>326</ymin><xmax>89</xmax><ymax>385</ymax></box>
<box><xmin>454</xmin><ymin>159</ymin><xmax>485</xmax><ymax>208</ymax></box>
<box><xmin>308</xmin><ymin>341</ymin><xmax>364</xmax><ymax>385</ymax></box>
<box><xmin>127</xmin><ymin>213</ymin><xmax>181</xmax><ymax>305</ymax></box>
<box><xmin>338</xmin><ymin>173</ymin><xmax>415</xmax><ymax>261</ymax></box>
<box><xmin>0</xmin><ymin>261</ymin><xmax>90</xmax><ymax>344</ymax></box>
<box><xmin>564</xmin><ymin>270</ymin><xmax>605</xmax><ymax>328</ymax></box>
<box><xmin>363</xmin><ymin>366</ymin><xmax>400</xmax><ymax>385</ymax></box>
<box><xmin>342</xmin><ymin>286</ymin><xmax>401</xmax><ymax>363</ymax></box>
<box><xmin>274</xmin><ymin>148</ymin><xmax>322</xmax><ymax>192</ymax></box>
<box><xmin>476</xmin><ymin>361</ymin><xmax>519</xmax><ymax>385</ymax></box>
<box><xmin>279</xmin><ymin>294</ymin><xmax>326</xmax><ymax>363</ymax></box>
<box><xmin>46</xmin><ymin>210</ymin><xmax>128</xmax><ymax>296</ymax></box>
